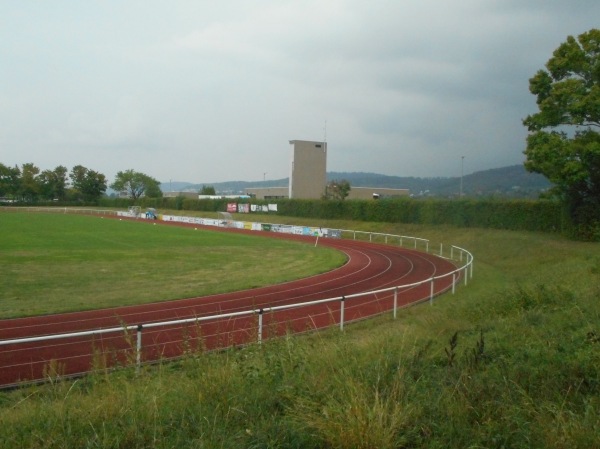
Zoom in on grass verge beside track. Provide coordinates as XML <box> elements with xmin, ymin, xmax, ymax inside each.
<box><xmin>0</xmin><ymin>213</ymin><xmax>346</xmax><ymax>318</ymax></box>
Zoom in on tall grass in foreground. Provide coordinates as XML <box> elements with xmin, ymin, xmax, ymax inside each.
<box><xmin>0</xmin><ymin>221</ymin><xmax>599</xmax><ymax>448</ymax></box>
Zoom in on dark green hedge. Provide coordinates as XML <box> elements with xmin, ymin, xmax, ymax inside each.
<box><xmin>275</xmin><ymin>198</ymin><xmax>567</xmax><ymax>233</ymax></box>
<box><xmin>95</xmin><ymin>196</ymin><xmax>570</xmax><ymax>235</ymax></box>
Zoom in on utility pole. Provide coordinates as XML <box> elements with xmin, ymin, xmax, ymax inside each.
<box><xmin>460</xmin><ymin>156</ymin><xmax>465</xmax><ymax>197</ymax></box>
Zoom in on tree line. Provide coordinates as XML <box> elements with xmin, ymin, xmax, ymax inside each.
<box><xmin>0</xmin><ymin>163</ymin><xmax>162</xmax><ymax>203</ymax></box>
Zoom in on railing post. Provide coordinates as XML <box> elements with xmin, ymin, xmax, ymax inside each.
<box><xmin>429</xmin><ymin>278</ymin><xmax>435</xmax><ymax>304</ymax></box>
<box><xmin>258</xmin><ymin>309</ymin><xmax>264</xmax><ymax>344</ymax></box>
<box><xmin>451</xmin><ymin>246</ymin><xmax>454</xmax><ymax>260</ymax></box>
<box><xmin>340</xmin><ymin>296</ymin><xmax>345</xmax><ymax>331</ymax></box>
<box><xmin>464</xmin><ymin>267</ymin><xmax>468</xmax><ymax>286</ymax></box>
<box><xmin>452</xmin><ymin>273</ymin><xmax>456</xmax><ymax>294</ymax></box>
<box><xmin>393</xmin><ymin>287</ymin><xmax>398</xmax><ymax>319</ymax></box>
<box><xmin>136</xmin><ymin>324</ymin><xmax>143</xmax><ymax>375</ymax></box>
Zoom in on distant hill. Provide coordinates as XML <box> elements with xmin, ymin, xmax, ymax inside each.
<box><xmin>161</xmin><ymin>165</ymin><xmax>552</xmax><ymax>199</ymax></box>
<box><xmin>328</xmin><ymin>166</ymin><xmax>552</xmax><ymax>198</ymax></box>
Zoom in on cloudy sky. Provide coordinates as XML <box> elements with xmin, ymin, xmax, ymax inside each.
<box><xmin>1</xmin><ymin>1</ymin><xmax>599</xmax><ymax>184</ymax></box>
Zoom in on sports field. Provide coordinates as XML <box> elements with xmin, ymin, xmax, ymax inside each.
<box><xmin>0</xmin><ymin>213</ymin><xmax>347</xmax><ymax>318</ymax></box>
<box><xmin>0</xmin><ymin>211</ymin><xmax>460</xmax><ymax>387</ymax></box>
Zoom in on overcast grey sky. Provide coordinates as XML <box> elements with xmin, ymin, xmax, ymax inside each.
<box><xmin>1</xmin><ymin>1</ymin><xmax>599</xmax><ymax>184</ymax></box>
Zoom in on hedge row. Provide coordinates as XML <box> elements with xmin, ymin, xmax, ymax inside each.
<box><xmin>93</xmin><ymin>196</ymin><xmax>569</xmax><ymax>234</ymax></box>
<box><xmin>275</xmin><ymin>198</ymin><xmax>568</xmax><ymax>233</ymax></box>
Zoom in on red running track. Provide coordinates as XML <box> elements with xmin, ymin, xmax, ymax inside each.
<box><xmin>0</xmin><ymin>221</ymin><xmax>459</xmax><ymax>387</ymax></box>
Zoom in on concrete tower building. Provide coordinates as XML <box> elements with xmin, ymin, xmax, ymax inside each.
<box><xmin>245</xmin><ymin>139</ymin><xmax>409</xmax><ymax>199</ymax></box>
<box><xmin>288</xmin><ymin>140</ymin><xmax>327</xmax><ymax>199</ymax></box>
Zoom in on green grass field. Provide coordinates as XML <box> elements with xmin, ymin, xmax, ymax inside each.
<box><xmin>1</xmin><ymin>212</ymin><xmax>599</xmax><ymax>448</ymax></box>
<box><xmin>0</xmin><ymin>212</ymin><xmax>346</xmax><ymax>318</ymax></box>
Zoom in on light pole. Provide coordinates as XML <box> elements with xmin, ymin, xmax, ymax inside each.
<box><xmin>460</xmin><ymin>156</ymin><xmax>465</xmax><ymax>197</ymax></box>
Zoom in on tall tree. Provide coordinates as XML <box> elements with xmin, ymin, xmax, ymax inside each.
<box><xmin>324</xmin><ymin>179</ymin><xmax>351</xmax><ymax>200</ymax></box>
<box><xmin>0</xmin><ymin>163</ymin><xmax>21</xmax><ymax>200</ymax></box>
<box><xmin>38</xmin><ymin>165</ymin><xmax>68</xmax><ymax>200</ymax></box>
<box><xmin>523</xmin><ymin>28</ymin><xmax>600</xmax><ymax>238</ymax></box>
<box><xmin>200</xmin><ymin>185</ymin><xmax>216</xmax><ymax>195</ymax></box>
<box><xmin>70</xmin><ymin>165</ymin><xmax>107</xmax><ymax>202</ymax></box>
<box><xmin>144</xmin><ymin>180</ymin><xmax>163</xmax><ymax>199</ymax></box>
<box><xmin>110</xmin><ymin>169</ymin><xmax>161</xmax><ymax>201</ymax></box>
<box><xmin>19</xmin><ymin>163</ymin><xmax>40</xmax><ymax>202</ymax></box>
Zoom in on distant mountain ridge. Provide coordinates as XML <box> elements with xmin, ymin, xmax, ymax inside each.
<box><xmin>161</xmin><ymin>165</ymin><xmax>552</xmax><ymax>198</ymax></box>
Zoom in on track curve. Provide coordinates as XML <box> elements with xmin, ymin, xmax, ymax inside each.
<box><xmin>0</xmin><ymin>221</ymin><xmax>459</xmax><ymax>387</ymax></box>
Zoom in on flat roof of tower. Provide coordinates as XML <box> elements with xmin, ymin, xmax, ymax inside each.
<box><xmin>289</xmin><ymin>140</ymin><xmax>326</xmax><ymax>144</ymax></box>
